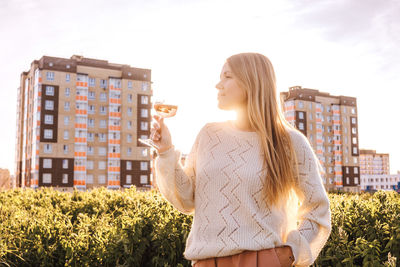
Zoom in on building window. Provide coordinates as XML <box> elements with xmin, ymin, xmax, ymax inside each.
<box><xmin>299</xmin><ymin>112</ymin><xmax>304</xmax><ymax>119</ymax></box>
<box><xmin>141</xmin><ymin>95</ymin><xmax>149</xmax><ymax>105</ymax></box>
<box><xmin>127</xmin><ymin>134</ymin><xmax>132</xmax><ymax>143</ymax></box>
<box><xmin>126</xmin><ymin>161</ymin><xmax>132</xmax><ymax>170</ymax></box>
<box><xmin>141</xmin><ymin>109</ymin><xmax>148</xmax><ymax>118</ymax></box>
<box><xmin>87</xmin><ymin>161</ymin><xmax>94</xmax><ymax>170</ymax></box>
<box><xmin>99</xmin><ymin>120</ymin><xmax>106</xmax><ymax>128</ymax></box>
<box><xmin>64</xmin><ymin>102</ymin><xmax>70</xmax><ymax>111</ymax></box>
<box><xmin>309</xmin><ymin>113</ymin><xmax>313</xmax><ymax>120</ymax></box>
<box><xmin>44</xmin><ymin>129</ymin><xmax>53</xmax><ymax>139</ymax></box>
<box><xmin>140</xmin><ymin>135</ymin><xmax>148</xmax><ymax>140</ymax></box>
<box><xmin>89</xmin><ymin>78</ymin><xmax>95</xmax><ymax>87</ymax></box>
<box><xmin>351</xmin><ymin>117</ymin><xmax>357</xmax><ymax>124</ymax></box>
<box><xmin>64</xmin><ymin>87</ymin><xmax>70</xmax><ymax>97</ymax></box>
<box><xmin>141</xmin><ymin>148</ymin><xmax>148</xmax><ymax>157</ymax></box>
<box><xmin>46</xmin><ymin>72</ymin><xmax>54</xmax><ymax>81</ymax></box>
<box><xmin>46</xmin><ymin>86</ymin><xmax>54</xmax><ymax>96</ymax></box>
<box><xmin>141</xmin><ymin>82</ymin><xmax>148</xmax><ymax>91</ymax></box>
<box><xmin>63</xmin><ymin>130</ymin><xmax>69</xmax><ymax>140</ymax></box>
<box><xmin>88</xmin><ymin>91</ymin><xmax>95</xmax><ymax>100</ymax></box>
<box><xmin>88</xmin><ymin>119</ymin><xmax>95</xmax><ymax>127</ymax></box>
<box><xmin>128</xmin><ymin>121</ymin><xmax>132</xmax><ymax>129</ymax></box>
<box><xmin>45</xmin><ymin>100</ymin><xmax>54</xmax><ymax>110</ymax></box>
<box><xmin>66</xmin><ymin>74</ymin><xmax>70</xmax><ymax>82</ymax></box>
<box><xmin>63</xmin><ymin>145</ymin><xmax>68</xmax><ymax>154</ymax></box>
<box><xmin>44</xmin><ymin>115</ymin><xmax>53</xmax><ymax>124</ymax></box>
<box><xmin>87</xmin><ymin>133</ymin><xmax>94</xmax><ymax>142</ymax></box>
<box><xmin>352</xmin><ymin>137</ymin><xmax>357</xmax><ymax>144</ymax></box>
<box><xmin>61</xmin><ymin>159</ymin><xmax>68</xmax><ymax>169</ymax></box>
<box><xmin>98</xmin><ymin>175</ymin><xmax>106</xmax><ymax>184</ymax></box>
<box><xmin>43</xmin><ymin>159</ymin><xmax>52</xmax><ymax>168</ymax></box>
<box><xmin>87</xmin><ymin>146</ymin><xmax>94</xmax><ymax>155</ymax></box>
<box><xmin>100</xmin><ymin>106</ymin><xmax>107</xmax><ymax>115</ymax></box>
<box><xmin>353</xmin><ymin>147</ymin><xmax>358</xmax><ymax>154</ymax></box>
<box><xmin>354</xmin><ymin>167</ymin><xmax>358</xmax><ymax>174</ymax></box>
<box><xmin>351</xmin><ymin>108</ymin><xmax>356</xmax><ymax>114</ymax></box>
<box><xmin>140</xmin><ymin>175</ymin><xmax>148</xmax><ymax>184</ymax></box>
<box><xmin>140</xmin><ymin>161</ymin><xmax>148</xmax><ymax>171</ymax></box>
<box><xmin>86</xmin><ymin>174</ymin><xmax>93</xmax><ymax>184</ymax></box>
<box><xmin>99</xmin><ymin>147</ymin><xmax>106</xmax><ymax>156</ymax></box>
<box><xmin>62</xmin><ymin>174</ymin><xmax>68</xmax><ymax>184</ymax></box>
<box><xmin>63</xmin><ymin>116</ymin><xmax>69</xmax><ymax>126</ymax></box>
<box><xmin>140</xmin><ymin>121</ymin><xmax>148</xmax><ymax>131</ymax></box>
<box><xmin>127</xmin><ymin>107</ymin><xmax>132</xmax><ymax>116</ymax></box>
<box><xmin>298</xmin><ymin>101</ymin><xmax>304</xmax><ymax>108</ymax></box>
<box><xmin>352</xmin><ymin>127</ymin><xmax>357</xmax><ymax>134</ymax></box>
<box><xmin>99</xmin><ymin>161</ymin><xmax>106</xmax><ymax>170</ymax></box>
<box><xmin>128</xmin><ymin>81</ymin><xmax>133</xmax><ymax>89</ymax></box>
<box><xmin>99</xmin><ymin>133</ymin><xmax>106</xmax><ymax>142</ymax></box>
<box><xmin>346</xmin><ymin>177</ymin><xmax>350</xmax><ymax>185</ymax></box>
<box><xmin>126</xmin><ymin>175</ymin><xmax>132</xmax><ymax>184</ymax></box>
<box><xmin>100</xmin><ymin>79</ymin><xmax>107</xmax><ymax>89</ymax></box>
<box><xmin>88</xmin><ymin>105</ymin><xmax>95</xmax><ymax>114</ymax></box>
<box><xmin>128</xmin><ymin>94</ymin><xmax>133</xmax><ymax>103</ymax></box>
<box><xmin>127</xmin><ymin>147</ymin><xmax>132</xmax><ymax>156</ymax></box>
<box><xmin>298</xmin><ymin>122</ymin><xmax>304</xmax><ymax>130</ymax></box>
<box><xmin>353</xmin><ymin>157</ymin><xmax>358</xmax><ymax>164</ymax></box>
<box><xmin>43</xmin><ymin>173</ymin><xmax>52</xmax><ymax>183</ymax></box>
<box><xmin>44</xmin><ymin>144</ymin><xmax>52</xmax><ymax>153</ymax></box>
<box><xmin>100</xmin><ymin>93</ymin><xmax>107</xmax><ymax>101</ymax></box>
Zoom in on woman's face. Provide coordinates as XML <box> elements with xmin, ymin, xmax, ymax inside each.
<box><xmin>215</xmin><ymin>62</ymin><xmax>247</xmax><ymax>110</ymax></box>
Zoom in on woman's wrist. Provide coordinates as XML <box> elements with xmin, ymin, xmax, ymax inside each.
<box><xmin>157</xmin><ymin>145</ymin><xmax>174</xmax><ymax>154</ymax></box>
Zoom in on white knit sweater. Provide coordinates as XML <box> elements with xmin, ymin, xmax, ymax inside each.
<box><xmin>155</xmin><ymin>121</ymin><xmax>331</xmax><ymax>267</ymax></box>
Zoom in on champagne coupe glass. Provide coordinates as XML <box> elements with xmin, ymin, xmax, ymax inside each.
<box><xmin>138</xmin><ymin>100</ymin><xmax>178</xmax><ymax>148</ymax></box>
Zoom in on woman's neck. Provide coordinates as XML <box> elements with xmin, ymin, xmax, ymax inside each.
<box><xmin>233</xmin><ymin>107</ymin><xmax>254</xmax><ymax>132</ymax></box>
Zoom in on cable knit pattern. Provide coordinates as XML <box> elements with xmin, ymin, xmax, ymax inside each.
<box><xmin>155</xmin><ymin>121</ymin><xmax>331</xmax><ymax>267</ymax></box>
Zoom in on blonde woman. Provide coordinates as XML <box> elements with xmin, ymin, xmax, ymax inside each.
<box><xmin>151</xmin><ymin>53</ymin><xmax>331</xmax><ymax>267</ymax></box>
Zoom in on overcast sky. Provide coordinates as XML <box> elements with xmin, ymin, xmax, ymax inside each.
<box><xmin>1</xmin><ymin>0</ymin><xmax>399</xmax><ymax>174</ymax></box>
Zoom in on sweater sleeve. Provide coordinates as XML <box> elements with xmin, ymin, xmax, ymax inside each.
<box><xmin>284</xmin><ymin>131</ymin><xmax>332</xmax><ymax>267</ymax></box>
<box><xmin>154</xmin><ymin>127</ymin><xmax>202</xmax><ymax>215</ymax></box>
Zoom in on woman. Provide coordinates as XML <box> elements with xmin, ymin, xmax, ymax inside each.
<box><xmin>151</xmin><ymin>53</ymin><xmax>331</xmax><ymax>267</ymax></box>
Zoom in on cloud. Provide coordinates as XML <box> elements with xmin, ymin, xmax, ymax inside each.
<box><xmin>287</xmin><ymin>0</ymin><xmax>400</xmax><ymax>73</ymax></box>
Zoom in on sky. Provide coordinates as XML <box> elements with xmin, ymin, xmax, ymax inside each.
<box><xmin>0</xmin><ymin>0</ymin><xmax>399</xmax><ymax>174</ymax></box>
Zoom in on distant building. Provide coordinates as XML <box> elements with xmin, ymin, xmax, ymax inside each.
<box><xmin>359</xmin><ymin>149</ymin><xmax>390</xmax><ymax>175</ymax></box>
<box><xmin>15</xmin><ymin>55</ymin><xmax>153</xmax><ymax>191</ymax></box>
<box><xmin>360</xmin><ymin>174</ymin><xmax>400</xmax><ymax>191</ymax></box>
<box><xmin>0</xmin><ymin>168</ymin><xmax>11</xmax><ymax>190</ymax></box>
<box><xmin>281</xmin><ymin>86</ymin><xmax>360</xmax><ymax>193</ymax></box>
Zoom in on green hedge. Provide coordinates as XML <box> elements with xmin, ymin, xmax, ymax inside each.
<box><xmin>0</xmin><ymin>188</ymin><xmax>399</xmax><ymax>266</ymax></box>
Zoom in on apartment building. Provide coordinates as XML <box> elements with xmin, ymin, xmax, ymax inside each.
<box><xmin>360</xmin><ymin>174</ymin><xmax>400</xmax><ymax>191</ymax></box>
<box><xmin>281</xmin><ymin>86</ymin><xmax>360</xmax><ymax>192</ymax></box>
<box><xmin>359</xmin><ymin>149</ymin><xmax>390</xmax><ymax>175</ymax></box>
<box><xmin>15</xmin><ymin>55</ymin><xmax>152</xmax><ymax>191</ymax></box>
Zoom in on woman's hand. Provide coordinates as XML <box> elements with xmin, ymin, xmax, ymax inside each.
<box><xmin>275</xmin><ymin>246</ymin><xmax>295</xmax><ymax>267</ymax></box>
<box><xmin>151</xmin><ymin>114</ymin><xmax>173</xmax><ymax>153</ymax></box>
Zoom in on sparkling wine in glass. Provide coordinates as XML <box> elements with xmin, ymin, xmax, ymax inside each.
<box><xmin>138</xmin><ymin>101</ymin><xmax>178</xmax><ymax>148</ymax></box>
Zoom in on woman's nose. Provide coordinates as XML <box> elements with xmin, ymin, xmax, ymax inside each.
<box><xmin>216</xmin><ymin>81</ymin><xmax>223</xmax><ymax>90</ymax></box>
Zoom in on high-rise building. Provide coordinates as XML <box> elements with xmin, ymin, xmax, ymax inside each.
<box><xmin>281</xmin><ymin>86</ymin><xmax>360</xmax><ymax>192</ymax></box>
<box><xmin>359</xmin><ymin>149</ymin><xmax>390</xmax><ymax>175</ymax></box>
<box><xmin>15</xmin><ymin>55</ymin><xmax>152</xmax><ymax>191</ymax></box>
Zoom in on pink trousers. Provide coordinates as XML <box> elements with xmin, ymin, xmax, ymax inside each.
<box><xmin>193</xmin><ymin>248</ymin><xmax>282</xmax><ymax>267</ymax></box>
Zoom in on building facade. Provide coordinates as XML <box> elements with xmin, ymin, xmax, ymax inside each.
<box><xmin>360</xmin><ymin>174</ymin><xmax>400</xmax><ymax>191</ymax></box>
<box><xmin>15</xmin><ymin>55</ymin><xmax>152</xmax><ymax>191</ymax></box>
<box><xmin>281</xmin><ymin>86</ymin><xmax>360</xmax><ymax>192</ymax></box>
<box><xmin>359</xmin><ymin>149</ymin><xmax>390</xmax><ymax>175</ymax></box>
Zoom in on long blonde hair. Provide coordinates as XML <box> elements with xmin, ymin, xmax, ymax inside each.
<box><xmin>227</xmin><ymin>53</ymin><xmax>299</xmax><ymax>206</ymax></box>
